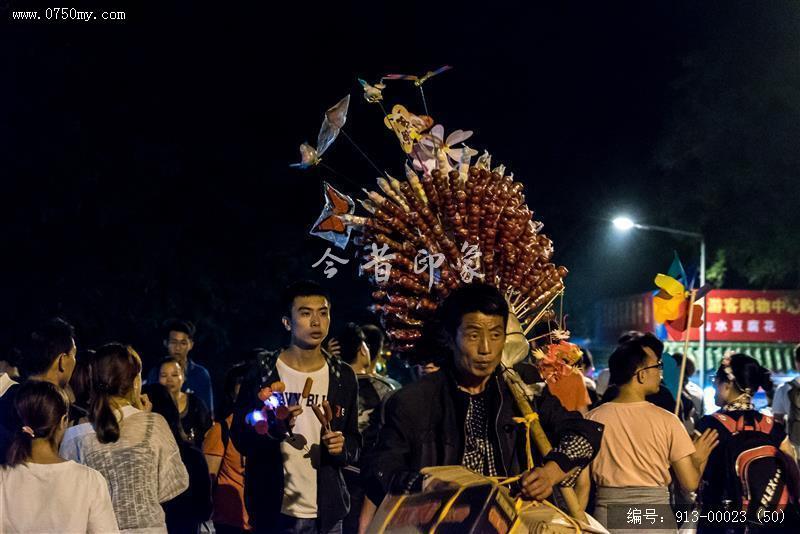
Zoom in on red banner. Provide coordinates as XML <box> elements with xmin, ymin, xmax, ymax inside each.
<box><xmin>678</xmin><ymin>290</ymin><xmax>800</xmax><ymax>342</ymax></box>
<box><xmin>596</xmin><ymin>290</ymin><xmax>800</xmax><ymax>343</ymax></box>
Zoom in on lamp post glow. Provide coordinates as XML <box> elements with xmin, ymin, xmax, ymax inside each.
<box><xmin>611</xmin><ymin>216</ymin><xmax>707</xmax><ymax>386</ymax></box>
<box><xmin>612</xmin><ymin>217</ymin><xmax>635</xmax><ymax>231</ymax></box>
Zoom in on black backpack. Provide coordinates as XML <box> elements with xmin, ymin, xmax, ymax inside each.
<box><xmin>713</xmin><ymin>413</ymin><xmax>798</xmax><ymax>518</ymax></box>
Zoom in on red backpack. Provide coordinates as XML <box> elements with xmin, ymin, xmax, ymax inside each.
<box><xmin>712</xmin><ymin>413</ymin><xmax>799</xmax><ymax>515</ymax></box>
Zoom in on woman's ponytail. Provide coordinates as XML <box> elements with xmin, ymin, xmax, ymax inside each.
<box><xmin>5</xmin><ymin>381</ymin><xmax>69</xmax><ymax>466</ymax></box>
<box><xmin>89</xmin><ymin>343</ymin><xmax>141</xmax><ymax>444</ymax></box>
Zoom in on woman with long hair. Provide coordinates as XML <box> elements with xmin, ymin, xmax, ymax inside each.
<box><xmin>142</xmin><ymin>382</ymin><xmax>212</xmax><ymax>534</ymax></box>
<box><xmin>60</xmin><ymin>343</ymin><xmax>188</xmax><ymax>533</ymax></box>
<box><xmin>1</xmin><ymin>381</ymin><xmax>118</xmax><ymax>533</ymax></box>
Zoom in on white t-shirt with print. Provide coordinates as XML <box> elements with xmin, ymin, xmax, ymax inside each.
<box><xmin>276</xmin><ymin>358</ymin><xmax>330</xmax><ymax>519</ymax></box>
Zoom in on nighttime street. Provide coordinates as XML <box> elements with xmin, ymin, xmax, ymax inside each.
<box><xmin>2</xmin><ymin>1</ymin><xmax>800</xmax><ymax>533</ymax></box>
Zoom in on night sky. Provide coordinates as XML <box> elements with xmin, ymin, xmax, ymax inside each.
<box><xmin>2</xmin><ymin>1</ymin><xmax>799</xmax><ymax>378</ymax></box>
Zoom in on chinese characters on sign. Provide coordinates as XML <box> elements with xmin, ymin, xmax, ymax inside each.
<box><xmin>413</xmin><ymin>249</ymin><xmax>445</xmax><ymax>291</ymax></box>
<box><xmin>597</xmin><ymin>291</ymin><xmax>800</xmax><ymax>343</ymax></box>
<box><xmin>312</xmin><ymin>248</ymin><xmax>348</xmax><ymax>279</ymax></box>
<box><xmin>363</xmin><ymin>243</ymin><xmax>397</xmax><ymax>283</ymax></box>
<box><xmin>313</xmin><ymin>241</ymin><xmax>484</xmax><ymax>286</ymax></box>
<box><xmin>692</xmin><ymin>290</ymin><xmax>800</xmax><ymax>342</ymax></box>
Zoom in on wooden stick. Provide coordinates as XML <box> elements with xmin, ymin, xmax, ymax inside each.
<box><xmin>522</xmin><ymin>291</ymin><xmax>563</xmax><ymax>335</ymax></box>
<box><xmin>674</xmin><ymin>289</ymin><xmax>698</xmax><ymax>417</ymax></box>
<box><xmin>311</xmin><ymin>404</ymin><xmax>332</xmax><ymax>433</ymax></box>
<box><xmin>501</xmin><ymin>366</ymin><xmax>588</xmax><ymax>524</ymax></box>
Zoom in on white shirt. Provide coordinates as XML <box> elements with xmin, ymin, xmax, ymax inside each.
<box><xmin>773</xmin><ymin>377</ymin><xmax>800</xmax><ymax>419</ymax></box>
<box><xmin>276</xmin><ymin>359</ymin><xmax>330</xmax><ymax>518</ymax></box>
<box><xmin>0</xmin><ymin>373</ymin><xmax>17</xmax><ymax>398</ymax></box>
<box><xmin>596</xmin><ymin>368</ymin><xmax>610</xmax><ymax>396</ymax></box>
<box><xmin>60</xmin><ymin>405</ymin><xmax>189</xmax><ymax>533</ymax></box>
<box><xmin>1</xmin><ymin>460</ymin><xmax>119</xmax><ymax>533</ymax></box>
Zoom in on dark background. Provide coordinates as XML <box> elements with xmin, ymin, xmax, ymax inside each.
<box><xmin>2</xmin><ymin>1</ymin><xmax>799</xmax><ymax>381</ymax></box>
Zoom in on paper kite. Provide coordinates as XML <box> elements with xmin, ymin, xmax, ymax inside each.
<box><xmin>309</xmin><ymin>182</ymin><xmax>355</xmax><ymax>249</ymax></box>
<box><xmin>381</xmin><ymin>65</ymin><xmax>453</xmax><ymax>87</ymax></box>
<box><xmin>290</xmin><ymin>94</ymin><xmax>351</xmax><ymax>169</ymax></box>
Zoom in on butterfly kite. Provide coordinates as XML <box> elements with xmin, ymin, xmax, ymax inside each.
<box><xmin>290</xmin><ymin>95</ymin><xmax>351</xmax><ymax>169</ymax></box>
<box><xmin>309</xmin><ymin>182</ymin><xmax>355</xmax><ymax>249</ymax></box>
<box><xmin>381</xmin><ymin>65</ymin><xmax>453</xmax><ymax>87</ymax></box>
<box><xmin>381</xmin><ymin>66</ymin><xmax>453</xmax><ymax>115</ymax></box>
<box><xmin>653</xmin><ymin>252</ymin><xmax>711</xmax><ymax>333</ymax></box>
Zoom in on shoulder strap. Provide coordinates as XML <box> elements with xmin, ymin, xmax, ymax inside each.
<box><xmin>713</xmin><ymin>412</ymin><xmax>739</xmax><ymax>435</ymax></box>
<box><xmin>754</xmin><ymin>414</ymin><xmax>775</xmax><ymax>434</ymax></box>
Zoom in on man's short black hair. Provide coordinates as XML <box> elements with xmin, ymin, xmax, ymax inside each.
<box><xmin>281</xmin><ymin>280</ymin><xmax>331</xmax><ymax>317</ymax></box>
<box><xmin>21</xmin><ymin>318</ymin><xmax>75</xmax><ymax>377</ymax></box>
<box><xmin>618</xmin><ymin>331</ymin><xmax>664</xmax><ymax>358</ymax></box>
<box><xmin>438</xmin><ymin>283</ymin><xmax>509</xmax><ymax>340</ymax></box>
<box><xmin>337</xmin><ymin>323</ymin><xmax>367</xmax><ymax>366</ymax></box>
<box><xmin>671</xmin><ymin>352</ymin><xmax>696</xmax><ymax>377</ymax></box>
<box><xmin>163</xmin><ymin>319</ymin><xmax>196</xmax><ymax>340</ymax></box>
<box><xmin>608</xmin><ymin>338</ymin><xmax>657</xmax><ymax>386</ymax></box>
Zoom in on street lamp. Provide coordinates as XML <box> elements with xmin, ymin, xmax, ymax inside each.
<box><xmin>612</xmin><ymin>216</ymin><xmax>707</xmax><ymax>386</ymax></box>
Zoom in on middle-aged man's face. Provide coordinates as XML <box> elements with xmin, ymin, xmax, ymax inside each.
<box><xmin>285</xmin><ymin>295</ymin><xmax>331</xmax><ymax>349</ymax></box>
<box><xmin>452</xmin><ymin>312</ymin><xmax>506</xmax><ymax>381</ymax></box>
<box><xmin>166</xmin><ymin>330</ymin><xmax>193</xmax><ymax>362</ymax></box>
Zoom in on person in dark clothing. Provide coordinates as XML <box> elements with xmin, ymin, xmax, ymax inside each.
<box><xmin>231</xmin><ymin>281</ymin><xmax>360</xmax><ymax>534</ymax></box>
<box><xmin>146</xmin><ymin>319</ymin><xmax>215</xmax><ymax>418</ymax></box>
<box><xmin>336</xmin><ymin>323</ymin><xmax>398</xmax><ymax>534</ymax></box>
<box><xmin>0</xmin><ymin>318</ymin><xmax>77</xmax><ymax>463</ymax></box>
<box><xmin>362</xmin><ymin>283</ymin><xmax>604</xmax><ymax>517</ymax></box>
<box><xmin>67</xmin><ymin>349</ymin><xmax>96</xmax><ymax>425</ymax></box>
<box><xmin>696</xmin><ymin>354</ymin><xmax>798</xmax><ymax>533</ymax></box>
<box><xmin>143</xmin><ymin>382</ymin><xmax>213</xmax><ymax>534</ymax></box>
<box><xmin>158</xmin><ymin>357</ymin><xmax>212</xmax><ymax>448</ymax></box>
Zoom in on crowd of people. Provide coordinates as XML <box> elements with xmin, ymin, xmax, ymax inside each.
<box><xmin>2</xmin><ymin>281</ymin><xmax>800</xmax><ymax>533</ymax></box>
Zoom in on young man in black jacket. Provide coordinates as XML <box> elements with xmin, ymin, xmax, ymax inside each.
<box><xmin>363</xmin><ymin>283</ymin><xmax>604</xmax><ymax>511</ymax></box>
<box><xmin>231</xmin><ymin>281</ymin><xmax>360</xmax><ymax>534</ymax></box>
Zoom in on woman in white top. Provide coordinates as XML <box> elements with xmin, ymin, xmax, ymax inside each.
<box><xmin>61</xmin><ymin>343</ymin><xmax>189</xmax><ymax>534</ymax></box>
<box><xmin>1</xmin><ymin>380</ymin><xmax>119</xmax><ymax>534</ymax></box>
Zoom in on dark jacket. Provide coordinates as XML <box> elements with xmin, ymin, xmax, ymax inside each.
<box><xmin>231</xmin><ymin>349</ymin><xmax>360</xmax><ymax>533</ymax></box>
<box><xmin>180</xmin><ymin>393</ymin><xmax>212</xmax><ymax>449</ymax></box>
<box><xmin>0</xmin><ymin>383</ymin><xmax>20</xmax><ymax>464</ymax></box>
<box><xmin>362</xmin><ymin>363</ymin><xmax>604</xmax><ymax>504</ymax></box>
<box><xmin>163</xmin><ymin>442</ymin><xmax>213</xmax><ymax>534</ymax></box>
